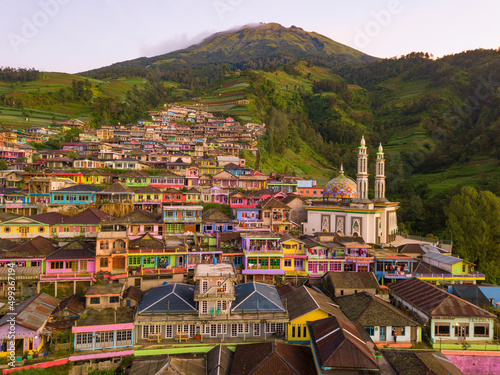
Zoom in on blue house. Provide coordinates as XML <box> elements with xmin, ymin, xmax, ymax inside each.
<box><xmin>163</xmin><ymin>205</ymin><xmax>203</xmax><ymax>234</ymax></box>
<box><xmin>201</xmin><ymin>208</ymin><xmax>236</xmax><ymax>233</ymax></box>
<box><xmin>223</xmin><ymin>163</ymin><xmax>252</xmax><ymax>176</ymax></box>
<box><xmin>51</xmin><ymin>185</ymin><xmax>101</xmax><ymax>204</ymax></box>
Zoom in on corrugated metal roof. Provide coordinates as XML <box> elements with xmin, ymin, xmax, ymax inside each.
<box><xmin>207</xmin><ymin>344</ymin><xmax>234</xmax><ymax>375</ymax></box>
<box><xmin>308</xmin><ymin>316</ymin><xmax>379</xmax><ymax>371</ymax></box>
<box><xmin>389</xmin><ymin>278</ymin><xmax>495</xmax><ymax>318</ymax></box>
<box><xmin>0</xmin><ymin>293</ymin><xmax>60</xmax><ymax>331</ymax></box>
<box><xmin>421</xmin><ymin>252</ymin><xmax>462</xmax><ymax>265</ymax></box>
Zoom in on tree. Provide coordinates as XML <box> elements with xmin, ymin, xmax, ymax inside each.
<box><xmin>445</xmin><ymin>186</ymin><xmax>500</xmax><ymax>284</ymax></box>
<box><xmin>0</xmin><ymin>159</ymin><xmax>8</xmax><ymax>170</ymax></box>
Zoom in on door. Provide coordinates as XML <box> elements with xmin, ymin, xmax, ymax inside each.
<box><xmin>253</xmin><ymin>323</ymin><xmax>260</xmax><ymax>337</ymax></box>
<box><xmin>380</xmin><ymin>326</ymin><xmax>386</xmax><ymax>341</ymax></box>
<box><xmin>20</xmin><ymin>227</ymin><xmax>29</xmax><ymax>238</ymax></box>
<box><xmin>210</xmin><ymin>324</ymin><xmax>217</xmax><ymax>337</ymax></box>
<box><xmin>80</xmin><ymin>260</ymin><xmax>87</xmax><ymax>273</ymax></box>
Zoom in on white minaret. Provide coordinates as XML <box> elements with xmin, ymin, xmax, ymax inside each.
<box><xmin>374</xmin><ymin>143</ymin><xmax>388</xmax><ymax>203</ymax></box>
<box><xmin>356</xmin><ymin>136</ymin><xmax>370</xmax><ymax>202</ymax></box>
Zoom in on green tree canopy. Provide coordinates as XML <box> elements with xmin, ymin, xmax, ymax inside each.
<box><xmin>445</xmin><ymin>186</ymin><xmax>500</xmax><ymax>284</ymax></box>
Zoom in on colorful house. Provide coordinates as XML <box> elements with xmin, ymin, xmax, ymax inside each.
<box><xmin>163</xmin><ymin>205</ymin><xmax>203</xmax><ymax>234</ymax></box>
<box><xmin>96</xmin><ymin>182</ymin><xmax>134</xmax><ymax>203</ymax></box>
<box><xmin>418</xmin><ymin>252</ymin><xmax>485</xmax><ymax>284</ymax></box>
<box><xmin>202</xmin><ymin>208</ymin><xmax>236</xmax><ymax>235</ymax></box>
<box><xmin>257</xmin><ymin>197</ymin><xmax>294</xmax><ymax>232</ymax></box>
<box><xmin>241</xmin><ymin>232</ymin><xmax>284</xmax><ymax>282</ymax></box>
<box><xmin>280</xmin><ymin>235</ymin><xmax>307</xmax><ymax>277</ymax></box>
<box><xmin>280</xmin><ymin>285</ymin><xmax>348</xmax><ymax>343</ymax></box>
<box><xmin>96</xmin><ymin>223</ymin><xmax>128</xmax><ymax>276</ymax></box>
<box><xmin>52</xmin><ymin>208</ymin><xmax>113</xmax><ymax>239</ymax></box>
<box><xmin>237</xmin><ymin>171</ymin><xmax>268</xmax><ymax>190</ymax></box>
<box><xmin>335</xmin><ymin>291</ymin><xmax>421</xmax><ymax>347</ymax></box>
<box><xmin>127</xmin><ymin>233</ymin><xmax>187</xmax><ymax>277</ymax></box>
<box><xmin>0</xmin><ymin>213</ymin><xmax>52</xmax><ymax>239</ymax></box>
<box><xmin>390</xmin><ymin>278</ymin><xmax>496</xmax><ymax>349</ymax></box>
<box><xmin>0</xmin><ymin>293</ymin><xmax>60</xmax><ymax>356</ymax></box>
<box><xmin>51</xmin><ymin>184</ymin><xmax>101</xmax><ymax>204</ymax></box>
<box><xmin>42</xmin><ymin>240</ymin><xmax>96</xmax><ymax>281</ymax></box>
<box><xmin>108</xmin><ymin>209</ymin><xmax>163</xmax><ymax>240</ymax></box>
<box><xmin>148</xmin><ymin>171</ymin><xmax>186</xmax><ymax>189</ymax></box>
<box><xmin>133</xmin><ymin>186</ymin><xmax>163</xmax><ymax>213</ymax></box>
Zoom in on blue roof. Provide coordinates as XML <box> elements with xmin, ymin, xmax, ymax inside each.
<box><xmin>137</xmin><ymin>284</ymin><xmax>197</xmax><ymax>314</ymax></box>
<box><xmin>479</xmin><ymin>286</ymin><xmax>500</xmax><ymax>306</ymax></box>
<box><xmin>232</xmin><ymin>282</ymin><xmax>285</xmax><ymax>313</ymax></box>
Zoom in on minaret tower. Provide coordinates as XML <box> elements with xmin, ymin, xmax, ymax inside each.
<box><xmin>356</xmin><ymin>136</ymin><xmax>370</xmax><ymax>202</ymax></box>
<box><xmin>374</xmin><ymin>143</ymin><xmax>388</xmax><ymax>203</ymax></box>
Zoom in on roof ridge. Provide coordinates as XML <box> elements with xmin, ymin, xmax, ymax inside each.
<box><xmin>303</xmin><ymin>286</ymin><xmax>320</xmax><ymax>310</ymax></box>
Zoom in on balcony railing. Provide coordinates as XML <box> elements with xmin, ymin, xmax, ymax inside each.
<box><xmin>128</xmin><ymin>248</ymin><xmax>186</xmax><ymax>254</ymax></box>
<box><xmin>244</xmin><ymin>248</ymin><xmax>282</xmax><ymax>255</ymax></box>
<box><xmin>415</xmin><ymin>272</ymin><xmax>485</xmax><ymax>279</ymax></box>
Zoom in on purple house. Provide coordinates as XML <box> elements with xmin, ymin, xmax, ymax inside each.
<box><xmin>0</xmin><ymin>293</ymin><xmax>60</xmax><ymax>356</ymax></box>
<box><xmin>42</xmin><ymin>240</ymin><xmax>96</xmax><ymax>281</ymax></box>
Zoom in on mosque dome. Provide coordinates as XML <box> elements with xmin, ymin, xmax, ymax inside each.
<box><xmin>323</xmin><ymin>169</ymin><xmax>358</xmax><ymax>199</ymax></box>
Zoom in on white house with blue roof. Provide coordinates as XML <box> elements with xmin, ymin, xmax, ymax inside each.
<box><xmin>134</xmin><ymin>265</ymin><xmax>287</xmax><ymax>343</ymax></box>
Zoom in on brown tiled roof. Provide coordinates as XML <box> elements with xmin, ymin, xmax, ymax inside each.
<box><xmin>202</xmin><ymin>208</ymin><xmax>233</xmax><ymax>223</ymax></box>
<box><xmin>65</xmin><ymin>207</ymin><xmax>114</xmax><ymax>225</ymax></box>
<box><xmin>0</xmin><ymin>236</ymin><xmax>56</xmax><ymax>258</ymax></box>
<box><xmin>132</xmin><ymin>186</ymin><xmax>162</xmax><ymax>194</ymax></box>
<box><xmin>46</xmin><ymin>240</ymin><xmax>95</xmax><ymax>260</ymax></box>
<box><xmin>0</xmin><ymin>293</ymin><xmax>60</xmax><ymax>331</ymax></box>
<box><xmin>28</xmin><ymin>212</ymin><xmax>69</xmax><ymax>225</ymax></box>
<box><xmin>413</xmin><ymin>260</ymin><xmax>448</xmax><ymax>275</ymax></box>
<box><xmin>389</xmin><ymin>278</ymin><xmax>496</xmax><ymax>318</ymax></box>
<box><xmin>334</xmin><ymin>292</ymin><xmax>419</xmax><ymax>327</ymax></box>
<box><xmin>123</xmin><ymin>286</ymin><xmax>142</xmax><ymax>302</ymax></box>
<box><xmin>129</xmin><ymin>233</ymin><xmax>164</xmax><ymax>250</ymax></box>
<box><xmin>308</xmin><ymin>316</ymin><xmax>379</xmax><ymax>371</ymax></box>
<box><xmin>86</xmin><ymin>283</ymin><xmax>124</xmax><ymax>296</ymax></box>
<box><xmin>397</xmin><ymin>243</ymin><xmax>426</xmax><ymax>255</ymax></box>
<box><xmin>383</xmin><ymin>350</ymin><xmax>465</xmax><ymax>375</ymax></box>
<box><xmin>277</xmin><ymin>283</ymin><xmax>296</xmax><ymax>297</ymax></box>
<box><xmin>324</xmin><ymin>272</ymin><xmax>380</xmax><ymax>290</ymax></box>
<box><xmin>282</xmin><ymin>286</ymin><xmax>347</xmax><ymax>322</ymax></box>
<box><xmin>54</xmin><ymin>294</ymin><xmax>85</xmax><ymax>315</ymax></box>
<box><xmin>108</xmin><ymin>209</ymin><xmax>160</xmax><ymax>224</ymax></box>
<box><xmin>100</xmin><ymin>181</ymin><xmax>133</xmax><ymax>193</ymax></box>
<box><xmin>229</xmin><ymin>341</ymin><xmax>315</xmax><ymax>375</ymax></box>
<box><xmin>257</xmin><ymin>197</ymin><xmax>290</xmax><ymax>210</ymax></box>
<box><xmin>281</xmin><ymin>194</ymin><xmax>304</xmax><ymax>205</ymax></box>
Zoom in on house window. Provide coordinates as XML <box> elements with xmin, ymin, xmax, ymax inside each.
<box><xmin>202</xmin><ymin>301</ymin><xmax>208</xmax><ymax>314</ymax></box>
<box><xmin>100</xmin><ymin>241</ymin><xmax>109</xmax><ymax>250</ymax></box>
<box><xmin>90</xmin><ymin>297</ymin><xmax>100</xmax><ymax>305</ymax></box>
<box><xmin>292</xmin><ymin>326</ymin><xmax>295</xmax><ymax>337</ymax></box>
<box><xmin>144</xmin><ymin>226</ymin><xmax>153</xmax><ymax>232</ymax></box>
<box><xmin>473</xmin><ymin>324</ymin><xmax>489</xmax><ymax>337</ymax></box>
<box><xmin>264</xmin><ymin>212</ymin><xmax>270</xmax><ymax>218</ymax></box>
<box><xmin>364</xmin><ymin>326</ymin><xmax>375</xmax><ymax>336</ymax></box>
<box><xmin>4</xmin><ymin>227</ymin><xmax>11</xmax><ymax>233</ymax></box>
<box><xmin>344</xmin><ymin>263</ymin><xmax>354</xmax><ymax>272</ymax></box>
<box><xmin>109</xmin><ymin>296</ymin><xmax>119</xmax><ymax>304</ymax></box>
<box><xmin>284</xmin><ymin>259</ymin><xmax>292</xmax><ymax>267</ymax></box>
<box><xmin>435</xmin><ymin>323</ymin><xmax>450</xmax><ymax>336</ymax></box>
<box><xmin>116</xmin><ymin>330</ymin><xmax>132</xmax><ymax>342</ymax></box>
<box><xmin>206</xmin><ymin>225</ymin><xmax>213</xmax><ymax>231</ymax></box>
<box><xmin>100</xmin><ymin>258</ymin><xmax>109</xmax><ymax>267</ymax></box>
<box><xmin>63</xmin><ymin>226</ymin><xmax>70</xmax><ymax>233</ymax></box>
<box><xmin>51</xmin><ymin>261</ymin><xmax>64</xmax><ymax>269</ymax></box>
<box><xmin>37</xmin><ymin>227</ymin><xmax>45</xmax><ymax>233</ymax></box>
<box><xmin>143</xmin><ymin>325</ymin><xmax>160</xmax><ymax>339</ymax></box>
<box><xmin>462</xmin><ymin>264</ymin><xmax>467</xmax><ymax>273</ymax></box>
<box><xmin>79</xmin><ymin>195</ymin><xmax>89</xmax><ymax>201</ymax></box>
<box><xmin>294</xmin><ymin>259</ymin><xmax>303</xmax><ymax>268</ymax></box>
<box><xmin>129</xmin><ymin>257</ymin><xmax>141</xmax><ymax>266</ymax></box>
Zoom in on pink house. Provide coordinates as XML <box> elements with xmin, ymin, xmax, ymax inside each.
<box><xmin>43</xmin><ymin>240</ymin><xmax>96</xmax><ymax>281</ymax></box>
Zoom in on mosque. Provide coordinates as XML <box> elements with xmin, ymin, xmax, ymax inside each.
<box><xmin>303</xmin><ymin>137</ymin><xmax>399</xmax><ymax>245</ymax></box>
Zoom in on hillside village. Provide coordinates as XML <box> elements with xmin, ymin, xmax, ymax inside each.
<box><xmin>0</xmin><ymin>105</ymin><xmax>497</xmax><ymax>375</ymax></box>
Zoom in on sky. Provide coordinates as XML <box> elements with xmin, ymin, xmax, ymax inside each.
<box><xmin>1</xmin><ymin>0</ymin><xmax>499</xmax><ymax>74</ymax></box>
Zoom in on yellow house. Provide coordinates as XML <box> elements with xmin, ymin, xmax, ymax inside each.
<box><xmin>280</xmin><ymin>285</ymin><xmax>347</xmax><ymax>343</ymax></box>
<box><xmin>281</xmin><ymin>236</ymin><xmax>307</xmax><ymax>277</ymax></box>
<box><xmin>417</xmin><ymin>253</ymin><xmax>485</xmax><ymax>284</ymax></box>
<box><xmin>0</xmin><ymin>214</ymin><xmax>52</xmax><ymax>239</ymax></box>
